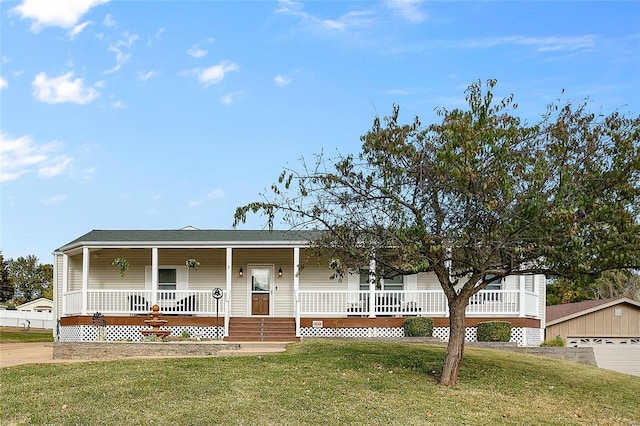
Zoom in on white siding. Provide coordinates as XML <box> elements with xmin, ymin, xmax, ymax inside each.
<box><xmin>415</xmin><ymin>272</ymin><xmax>441</xmax><ymax>290</ymax></box>
<box><xmin>86</xmin><ymin>248</ymin><xmax>150</xmax><ymax>290</ymax></box>
<box><xmin>54</xmin><ymin>254</ymin><xmax>63</xmax><ymax>318</ymax></box>
<box><xmin>230</xmin><ymin>248</ymin><xmax>295</xmax><ymax>317</ymax></box>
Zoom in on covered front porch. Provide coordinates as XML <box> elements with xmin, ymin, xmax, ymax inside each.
<box><xmin>59</xmin><ymin>287</ymin><xmax>540</xmax><ymax>340</ymax></box>
<box><xmin>54</xmin><ymin>231</ymin><xmax>544</xmax><ymax>344</ymax></box>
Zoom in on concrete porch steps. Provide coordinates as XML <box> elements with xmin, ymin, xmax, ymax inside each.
<box><xmin>226</xmin><ymin>317</ymin><xmax>298</xmax><ymax>342</ymax></box>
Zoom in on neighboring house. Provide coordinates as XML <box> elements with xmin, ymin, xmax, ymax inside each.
<box><xmin>546</xmin><ymin>298</ymin><xmax>640</xmax><ymax>376</ymax></box>
<box><xmin>546</xmin><ymin>298</ymin><xmax>640</xmax><ymax>345</ymax></box>
<box><xmin>53</xmin><ymin>228</ymin><xmax>546</xmax><ymax>345</ymax></box>
<box><xmin>16</xmin><ymin>298</ymin><xmax>54</xmax><ymax>313</ymax></box>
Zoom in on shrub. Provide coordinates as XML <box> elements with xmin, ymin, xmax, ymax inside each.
<box><xmin>403</xmin><ymin>317</ymin><xmax>434</xmax><ymax>337</ymax></box>
<box><xmin>476</xmin><ymin>321</ymin><xmax>512</xmax><ymax>342</ymax></box>
<box><xmin>540</xmin><ymin>337</ymin><xmax>565</xmax><ymax>347</ymax></box>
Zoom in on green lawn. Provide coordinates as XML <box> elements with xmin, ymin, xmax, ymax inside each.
<box><xmin>0</xmin><ymin>327</ymin><xmax>53</xmax><ymax>343</ymax></box>
<box><xmin>1</xmin><ymin>340</ymin><xmax>638</xmax><ymax>425</ymax></box>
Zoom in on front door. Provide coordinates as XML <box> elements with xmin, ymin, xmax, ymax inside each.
<box><xmin>250</xmin><ymin>266</ymin><xmax>272</xmax><ymax>316</ymax></box>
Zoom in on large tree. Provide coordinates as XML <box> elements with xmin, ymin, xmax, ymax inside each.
<box><xmin>8</xmin><ymin>255</ymin><xmax>53</xmax><ymax>304</ymax></box>
<box><xmin>0</xmin><ymin>251</ymin><xmax>14</xmax><ymax>302</ymax></box>
<box><xmin>234</xmin><ymin>80</ymin><xmax>640</xmax><ymax>386</ymax></box>
<box><xmin>592</xmin><ymin>270</ymin><xmax>640</xmax><ymax>301</ymax></box>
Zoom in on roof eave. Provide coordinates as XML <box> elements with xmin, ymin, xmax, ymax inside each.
<box><xmin>56</xmin><ymin>239</ymin><xmax>311</xmax><ymax>253</ymax></box>
<box><xmin>546</xmin><ymin>298</ymin><xmax>640</xmax><ymax>326</ymax></box>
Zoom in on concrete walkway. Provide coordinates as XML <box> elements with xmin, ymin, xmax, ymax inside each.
<box><xmin>0</xmin><ymin>341</ymin><xmax>291</xmax><ymax>368</ymax></box>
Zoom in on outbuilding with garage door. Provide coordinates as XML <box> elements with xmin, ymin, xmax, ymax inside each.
<box><xmin>546</xmin><ymin>297</ymin><xmax>640</xmax><ymax>376</ymax></box>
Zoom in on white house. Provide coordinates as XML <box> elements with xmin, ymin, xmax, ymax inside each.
<box><xmin>16</xmin><ymin>297</ymin><xmax>54</xmax><ymax>313</ymax></box>
<box><xmin>53</xmin><ymin>229</ymin><xmax>546</xmax><ymax>344</ymax></box>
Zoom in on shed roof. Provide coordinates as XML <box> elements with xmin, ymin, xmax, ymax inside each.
<box><xmin>546</xmin><ymin>297</ymin><xmax>640</xmax><ymax>326</ymax></box>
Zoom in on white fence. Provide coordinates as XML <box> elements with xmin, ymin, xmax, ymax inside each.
<box><xmin>0</xmin><ymin>310</ymin><xmax>54</xmax><ymax>329</ymax></box>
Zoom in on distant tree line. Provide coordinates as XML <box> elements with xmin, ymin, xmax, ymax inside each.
<box><xmin>0</xmin><ymin>251</ymin><xmax>53</xmax><ymax>305</ymax></box>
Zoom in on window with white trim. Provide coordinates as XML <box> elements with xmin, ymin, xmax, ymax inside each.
<box><xmin>158</xmin><ymin>268</ymin><xmax>177</xmax><ymax>298</ymax></box>
<box><xmin>358</xmin><ymin>271</ymin><xmax>404</xmax><ymax>290</ymax></box>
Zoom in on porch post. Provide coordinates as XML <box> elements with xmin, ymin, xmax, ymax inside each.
<box><xmin>151</xmin><ymin>248</ymin><xmax>158</xmax><ymax>306</ymax></box>
<box><xmin>62</xmin><ymin>254</ymin><xmax>68</xmax><ymax>316</ymax></box>
<box><xmin>225</xmin><ymin>247</ymin><xmax>232</xmax><ymax>337</ymax></box>
<box><xmin>294</xmin><ymin>247</ymin><xmax>300</xmax><ymax>337</ymax></box>
<box><xmin>368</xmin><ymin>258</ymin><xmax>376</xmax><ymax>318</ymax></box>
<box><xmin>519</xmin><ymin>276</ymin><xmax>526</xmax><ymax>318</ymax></box>
<box><xmin>81</xmin><ymin>247</ymin><xmax>89</xmax><ymax>315</ymax></box>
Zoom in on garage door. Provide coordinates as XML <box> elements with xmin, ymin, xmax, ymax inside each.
<box><xmin>568</xmin><ymin>337</ymin><xmax>640</xmax><ymax>377</ymax></box>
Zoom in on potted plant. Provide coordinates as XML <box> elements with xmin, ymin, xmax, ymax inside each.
<box><xmin>185</xmin><ymin>258</ymin><xmax>200</xmax><ymax>270</ymax></box>
<box><xmin>112</xmin><ymin>258</ymin><xmax>129</xmax><ymax>277</ymax></box>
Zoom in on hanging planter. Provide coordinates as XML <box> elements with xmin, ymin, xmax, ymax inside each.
<box><xmin>185</xmin><ymin>258</ymin><xmax>200</xmax><ymax>270</ymax></box>
<box><xmin>112</xmin><ymin>258</ymin><xmax>129</xmax><ymax>277</ymax></box>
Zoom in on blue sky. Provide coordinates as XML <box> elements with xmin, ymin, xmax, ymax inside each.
<box><xmin>1</xmin><ymin>0</ymin><xmax>639</xmax><ymax>264</ymax></box>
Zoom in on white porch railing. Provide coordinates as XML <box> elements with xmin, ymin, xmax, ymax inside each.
<box><xmin>64</xmin><ymin>290</ymin><xmax>84</xmax><ymax>315</ymax></box>
<box><xmin>298</xmin><ymin>289</ymin><xmax>534</xmax><ymax>317</ymax></box>
<box><xmin>466</xmin><ymin>290</ymin><xmax>519</xmax><ymax>315</ymax></box>
<box><xmin>63</xmin><ymin>290</ymin><xmax>225</xmax><ymax>315</ymax></box>
<box><xmin>63</xmin><ymin>288</ymin><xmax>538</xmax><ymax>318</ymax></box>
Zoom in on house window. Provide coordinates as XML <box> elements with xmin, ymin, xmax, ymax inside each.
<box><xmin>159</xmin><ymin>268</ymin><xmax>177</xmax><ymax>298</ymax></box>
<box><xmin>479</xmin><ymin>274</ymin><xmax>502</xmax><ymax>290</ymax></box>
<box><xmin>525</xmin><ymin>276</ymin><xmax>535</xmax><ymax>292</ymax></box>
<box><xmin>359</xmin><ymin>271</ymin><xmax>372</xmax><ymax>291</ymax></box>
<box><xmin>358</xmin><ymin>271</ymin><xmax>404</xmax><ymax>291</ymax></box>
<box><xmin>382</xmin><ymin>275</ymin><xmax>404</xmax><ymax>291</ymax></box>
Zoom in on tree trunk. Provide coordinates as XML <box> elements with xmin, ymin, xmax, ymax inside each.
<box><xmin>439</xmin><ymin>298</ymin><xmax>467</xmax><ymax>386</ymax></box>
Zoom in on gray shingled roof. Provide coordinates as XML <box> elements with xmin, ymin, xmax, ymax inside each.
<box><xmin>56</xmin><ymin>229</ymin><xmax>322</xmax><ymax>252</ymax></box>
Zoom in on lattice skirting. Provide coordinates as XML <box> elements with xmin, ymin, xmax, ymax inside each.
<box><xmin>58</xmin><ymin>325</ymin><xmax>224</xmax><ymax>342</ymax></box>
<box><xmin>301</xmin><ymin>326</ymin><xmax>544</xmax><ymax>346</ymax></box>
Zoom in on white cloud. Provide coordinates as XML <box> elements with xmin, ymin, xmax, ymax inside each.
<box><xmin>42</xmin><ymin>194</ymin><xmax>68</xmax><ymax>205</ymax></box>
<box><xmin>186</xmin><ymin>61</ymin><xmax>238</xmax><ymax>87</ymax></box>
<box><xmin>220</xmin><ymin>91</ymin><xmax>244</xmax><ymax>105</ymax></box>
<box><xmin>67</xmin><ymin>20</ymin><xmax>91</xmax><ymax>39</ymax></box>
<box><xmin>103</xmin><ymin>13</ymin><xmax>116</xmax><ymax>27</ymax></box>
<box><xmin>208</xmin><ymin>189</ymin><xmax>225</xmax><ymax>199</ymax></box>
<box><xmin>137</xmin><ymin>70</ymin><xmax>157</xmax><ymax>80</ymax></box>
<box><xmin>111</xmin><ymin>100</ymin><xmax>126</xmax><ymax>108</ymax></box>
<box><xmin>455</xmin><ymin>35</ymin><xmax>596</xmax><ymax>52</ymax></box>
<box><xmin>386</xmin><ymin>0</ymin><xmax>425</xmax><ymax>23</ymax></box>
<box><xmin>32</xmin><ymin>71</ymin><xmax>100</xmax><ymax>104</ymax></box>
<box><xmin>105</xmin><ymin>45</ymin><xmax>130</xmax><ymax>73</ymax></box>
<box><xmin>274</xmin><ymin>74</ymin><xmax>292</xmax><ymax>87</ymax></box>
<box><xmin>116</xmin><ymin>31</ymin><xmax>138</xmax><ymax>47</ymax></box>
<box><xmin>276</xmin><ymin>0</ymin><xmax>375</xmax><ymax>34</ymax></box>
<box><xmin>0</xmin><ymin>76</ymin><xmax>7</xmax><ymax>89</ymax></box>
<box><xmin>105</xmin><ymin>32</ymin><xmax>138</xmax><ymax>73</ymax></box>
<box><xmin>38</xmin><ymin>156</ymin><xmax>73</xmax><ymax>178</ymax></box>
<box><xmin>11</xmin><ymin>0</ymin><xmax>110</xmax><ymax>32</ymax></box>
<box><xmin>188</xmin><ymin>46</ymin><xmax>208</xmax><ymax>58</ymax></box>
<box><xmin>147</xmin><ymin>27</ymin><xmax>165</xmax><ymax>47</ymax></box>
<box><xmin>0</xmin><ymin>132</ymin><xmax>73</xmax><ymax>182</ymax></box>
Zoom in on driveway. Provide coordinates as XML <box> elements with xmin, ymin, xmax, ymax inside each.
<box><xmin>1</xmin><ymin>342</ymin><xmax>289</xmax><ymax>368</ymax></box>
<box><xmin>0</xmin><ymin>343</ymin><xmax>61</xmax><ymax>368</ymax></box>
<box><xmin>592</xmin><ymin>346</ymin><xmax>640</xmax><ymax>377</ymax></box>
